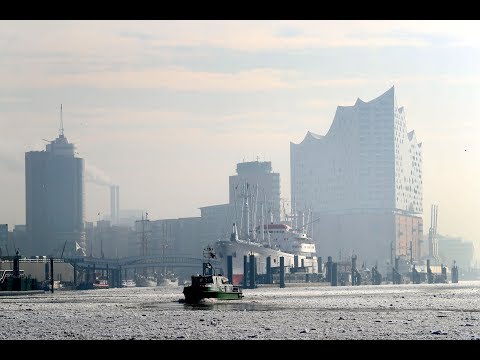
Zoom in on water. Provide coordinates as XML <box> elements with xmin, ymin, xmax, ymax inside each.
<box><xmin>0</xmin><ymin>281</ymin><xmax>479</xmax><ymax>340</ymax></box>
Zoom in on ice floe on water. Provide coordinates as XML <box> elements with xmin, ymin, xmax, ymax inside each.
<box><xmin>0</xmin><ymin>281</ymin><xmax>479</xmax><ymax>340</ymax></box>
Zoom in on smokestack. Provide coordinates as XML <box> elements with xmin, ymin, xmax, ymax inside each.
<box><xmin>110</xmin><ymin>185</ymin><xmax>119</xmax><ymax>225</ymax></box>
<box><xmin>110</xmin><ymin>185</ymin><xmax>115</xmax><ymax>224</ymax></box>
<box><xmin>115</xmin><ymin>185</ymin><xmax>119</xmax><ymax>224</ymax></box>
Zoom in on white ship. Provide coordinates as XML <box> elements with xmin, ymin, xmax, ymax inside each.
<box><xmin>134</xmin><ymin>273</ymin><xmax>158</xmax><ymax>287</ymax></box>
<box><xmin>121</xmin><ymin>279</ymin><xmax>137</xmax><ymax>288</ymax></box>
<box><xmin>157</xmin><ymin>272</ymin><xmax>179</xmax><ymax>287</ymax></box>
<box><xmin>214</xmin><ymin>222</ymin><xmax>318</xmax><ymax>285</ymax></box>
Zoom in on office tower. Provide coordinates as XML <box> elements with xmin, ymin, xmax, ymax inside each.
<box><xmin>290</xmin><ymin>86</ymin><xmax>423</xmax><ymax>270</ymax></box>
<box><xmin>229</xmin><ymin>160</ymin><xmax>281</xmax><ymax>225</ymax></box>
<box><xmin>25</xmin><ymin>106</ymin><xmax>85</xmax><ymax>257</ymax></box>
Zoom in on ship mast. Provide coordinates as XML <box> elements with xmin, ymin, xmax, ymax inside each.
<box><xmin>246</xmin><ymin>183</ymin><xmax>250</xmax><ymax>240</ymax></box>
<box><xmin>252</xmin><ymin>184</ymin><xmax>258</xmax><ymax>241</ymax></box>
<box><xmin>139</xmin><ymin>212</ymin><xmax>149</xmax><ymax>257</ymax></box>
<box><xmin>263</xmin><ymin>191</ymin><xmax>271</xmax><ymax>247</ymax></box>
<box><xmin>260</xmin><ymin>198</ymin><xmax>265</xmax><ymax>244</ymax></box>
<box><xmin>428</xmin><ymin>204</ymin><xmax>439</xmax><ymax>263</ymax></box>
<box><xmin>242</xmin><ymin>182</ymin><xmax>250</xmax><ymax>241</ymax></box>
<box><xmin>161</xmin><ymin>221</ymin><xmax>169</xmax><ymax>276</ymax></box>
<box><xmin>139</xmin><ymin>212</ymin><xmax>150</xmax><ymax>277</ymax></box>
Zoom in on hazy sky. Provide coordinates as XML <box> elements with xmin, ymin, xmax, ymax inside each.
<box><xmin>1</xmin><ymin>20</ymin><xmax>479</xmax><ymax>257</ymax></box>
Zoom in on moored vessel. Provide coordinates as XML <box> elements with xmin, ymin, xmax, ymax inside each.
<box><xmin>157</xmin><ymin>272</ymin><xmax>179</xmax><ymax>287</ymax></box>
<box><xmin>121</xmin><ymin>279</ymin><xmax>136</xmax><ymax>287</ymax></box>
<box><xmin>214</xmin><ymin>223</ymin><xmax>318</xmax><ymax>285</ymax></box>
<box><xmin>134</xmin><ymin>212</ymin><xmax>158</xmax><ymax>287</ymax></box>
<box><xmin>92</xmin><ymin>276</ymin><xmax>109</xmax><ymax>289</ymax></box>
<box><xmin>135</xmin><ymin>273</ymin><xmax>157</xmax><ymax>287</ymax></box>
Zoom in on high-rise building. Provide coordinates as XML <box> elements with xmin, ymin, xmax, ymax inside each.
<box><xmin>25</xmin><ymin>106</ymin><xmax>85</xmax><ymax>257</ymax></box>
<box><xmin>290</xmin><ymin>86</ymin><xmax>423</xmax><ymax>271</ymax></box>
<box><xmin>229</xmin><ymin>160</ymin><xmax>281</xmax><ymax>225</ymax></box>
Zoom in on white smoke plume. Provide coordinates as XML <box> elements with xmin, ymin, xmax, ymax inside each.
<box><xmin>0</xmin><ymin>143</ymin><xmax>23</xmax><ymax>173</ymax></box>
<box><xmin>85</xmin><ymin>163</ymin><xmax>114</xmax><ymax>187</ymax></box>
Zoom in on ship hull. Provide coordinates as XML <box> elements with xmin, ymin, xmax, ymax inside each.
<box><xmin>183</xmin><ymin>286</ymin><xmax>243</xmax><ymax>303</ymax></box>
<box><xmin>157</xmin><ymin>278</ymin><xmax>179</xmax><ymax>287</ymax></box>
<box><xmin>121</xmin><ymin>280</ymin><xmax>136</xmax><ymax>288</ymax></box>
<box><xmin>135</xmin><ymin>275</ymin><xmax>157</xmax><ymax>287</ymax></box>
<box><xmin>214</xmin><ymin>239</ymin><xmax>318</xmax><ymax>285</ymax></box>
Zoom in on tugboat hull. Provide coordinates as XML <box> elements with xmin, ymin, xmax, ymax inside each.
<box><xmin>183</xmin><ymin>286</ymin><xmax>243</xmax><ymax>303</ymax></box>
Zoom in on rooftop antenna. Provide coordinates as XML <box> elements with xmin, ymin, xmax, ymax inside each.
<box><xmin>59</xmin><ymin>104</ymin><xmax>64</xmax><ymax>137</ymax></box>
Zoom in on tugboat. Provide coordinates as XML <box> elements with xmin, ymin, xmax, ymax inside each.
<box><xmin>182</xmin><ymin>247</ymin><xmax>244</xmax><ymax>304</ymax></box>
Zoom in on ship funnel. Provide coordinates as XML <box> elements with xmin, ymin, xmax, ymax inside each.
<box><xmin>230</xmin><ymin>223</ymin><xmax>239</xmax><ymax>242</ymax></box>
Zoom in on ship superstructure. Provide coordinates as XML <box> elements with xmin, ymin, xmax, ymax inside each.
<box><xmin>215</xmin><ymin>222</ymin><xmax>318</xmax><ymax>285</ymax></box>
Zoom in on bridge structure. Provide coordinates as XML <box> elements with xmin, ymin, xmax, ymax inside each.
<box><xmin>66</xmin><ymin>254</ymin><xmax>221</xmax><ymax>270</ymax></box>
<box><xmin>63</xmin><ymin>255</ymin><xmax>222</xmax><ymax>288</ymax></box>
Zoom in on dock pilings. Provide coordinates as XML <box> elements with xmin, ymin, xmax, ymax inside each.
<box><xmin>249</xmin><ymin>254</ymin><xmax>256</xmax><ymax>289</ymax></box>
<box><xmin>279</xmin><ymin>256</ymin><xmax>285</xmax><ymax>288</ymax></box>
<box><xmin>50</xmin><ymin>257</ymin><xmax>54</xmax><ymax>293</ymax></box>
<box><xmin>227</xmin><ymin>255</ymin><xmax>233</xmax><ymax>284</ymax></box>
<box><xmin>451</xmin><ymin>262</ymin><xmax>459</xmax><ymax>283</ymax></box>
<box><xmin>243</xmin><ymin>255</ymin><xmax>248</xmax><ymax>288</ymax></box>
<box><xmin>266</xmin><ymin>256</ymin><xmax>272</xmax><ymax>284</ymax></box>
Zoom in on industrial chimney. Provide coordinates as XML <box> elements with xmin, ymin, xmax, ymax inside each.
<box><xmin>110</xmin><ymin>185</ymin><xmax>119</xmax><ymax>225</ymax></box>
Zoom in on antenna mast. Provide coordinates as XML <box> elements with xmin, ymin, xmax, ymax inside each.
<box><xmin>60</xmin><ymin>104</ymin><xmax>64</xmax><ymax>137</ymax></box>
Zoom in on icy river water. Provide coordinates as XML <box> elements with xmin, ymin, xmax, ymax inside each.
<box><xmin>1</xmin><ymin>281</ymin><xmax>479</xmax><ymax>341</ymax></box>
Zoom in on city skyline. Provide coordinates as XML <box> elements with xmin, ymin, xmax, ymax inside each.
<box><xmin>0</xmin><ymin>20</ymin><xmax>479</xmax><ymax>261</ymax></box>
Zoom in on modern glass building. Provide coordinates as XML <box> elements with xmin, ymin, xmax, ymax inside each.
<box><xmin>290</xmin><ymin>86</ymin><xmax>423</xmax><ymax>270</ymax></box>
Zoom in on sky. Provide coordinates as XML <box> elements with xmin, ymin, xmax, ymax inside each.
<box><xmin>1</xmin><ymin>20</ymin><xmax>479</xmax><ymax>259</ymax></box>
